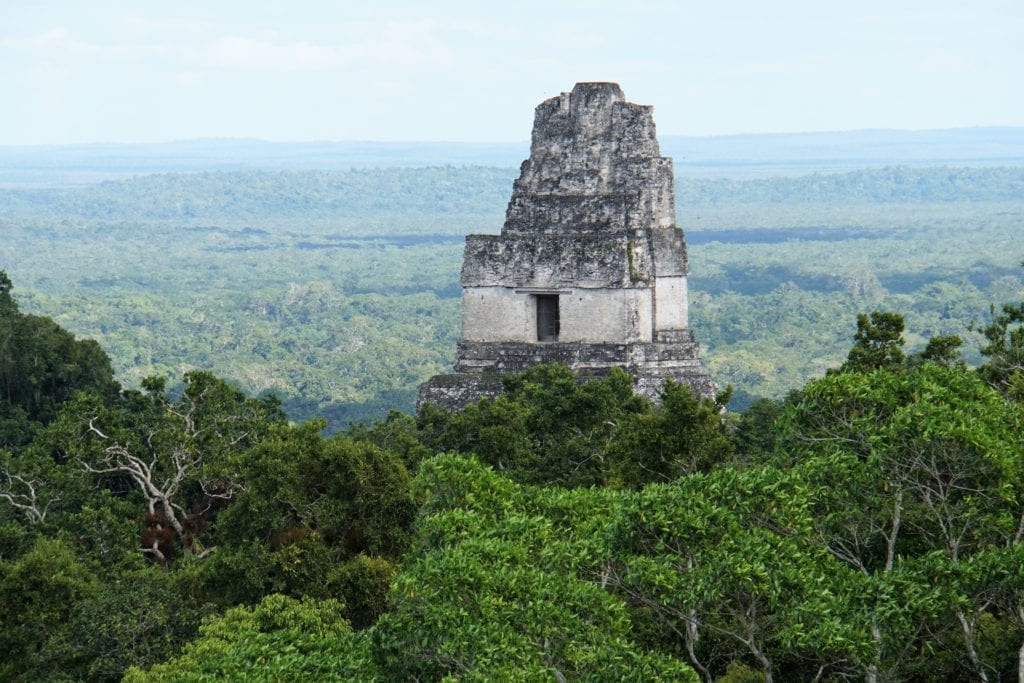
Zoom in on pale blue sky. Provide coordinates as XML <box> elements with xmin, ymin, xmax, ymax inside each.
<box><xmin>1</xmin><ymin>0</ymin><xmax>1021</xmax><ymax>144</ymax></box>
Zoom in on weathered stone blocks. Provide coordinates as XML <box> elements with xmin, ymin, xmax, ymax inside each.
<box><xmin>418</xmin><ymin>82</ymin><xmax>716</xmax><ymax>412</ymax></box>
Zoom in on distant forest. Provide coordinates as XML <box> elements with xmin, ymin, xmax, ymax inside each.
<box><xmin>3</xmin><ymin>164</ymin><xmax>1023</xmax><ymax>225</ymax></box>
<box><xmin>3</xmin><ymin>148</ymin><xmax>1024</xmax><ymax>680</ymax></box>
<box><xmin>3</xmin><ymin>164</ymin><xmax>1023</xmax><ymax>425</ymax></box>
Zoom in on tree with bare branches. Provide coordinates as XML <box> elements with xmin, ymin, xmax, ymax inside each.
<box><xmin>61</xmin><ymin>371</ymin><xmax>283</xmax><ymax>564</ymax></box>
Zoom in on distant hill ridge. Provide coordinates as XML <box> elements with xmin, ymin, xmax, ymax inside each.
<box><xmin>1</xmin><ymin>127</ymin><xmax>1023</xmax><ymax>187</ymax></box>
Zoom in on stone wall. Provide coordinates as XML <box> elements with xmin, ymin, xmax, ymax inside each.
<box><xmin>461</xmin><ymin>233</ymin><xmax>631</xmax><ymax>288</ymax></box>
<box><xmin>460</xmin><ymin>286</ymin><xmax>654</xmax><ymax>344</ymax></box>
<box><xmin>417</xmin><ymin>82</ymin><xmax>715</xmax><ymax>413</ymax></box>
<box><xmin>654</xmin><ymin>276</ymin><xmax>688</xmax><ymax>330</ymax></box>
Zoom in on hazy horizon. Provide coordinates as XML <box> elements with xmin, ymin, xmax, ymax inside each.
<box><xmin>2</xmin><ymin>1</ymin><xmax>1022</xmax><ymax>146</ymax></box>
<box><xmin>3</xmin><ymin>124</ymin><xmax>1024</xmax><ymax>149</ymax></box>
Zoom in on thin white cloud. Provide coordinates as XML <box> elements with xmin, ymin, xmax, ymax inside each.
<box><xmin>174</xmin><ymin>71</ymin><xmax>204</xmax><ymax>88</ymax></box>
<box><xmin>541</xmin><ymin>28</ymin><xmax>607</xmax><ymax>50</ymax></box>
<box><xmin>194</xmin><ymin>20</ymin><xmax>459</xmax><ymax>72</ymax></box>
<box><xmin>3</xmin><ymin>26</ymin><xmax>147</xmax><ymax>59</ymax></box>
<box><xmin>121</xmin><ymin>15</ymin><xmax>214</xmax><ymax>36</ymax></box>
<box><xmin>29</xmin><ymin>63</ymin><xmax>71</xmax><ymax>85</ymax></box>
<box><xmin>32</xmin><ymin>26</ymin><xmax>72</xmax><ymax>48</ymax></box>
<box><xmin>3</xmin><ymin>20</ymin><xmax>474</xmax><ymax>74</ymax></box>
<box><xmin>204</xmin><ymin>35</ymin><xmax>343</xmax><ymax>70</ymax></box>
<box><xmin>365</xmin><ymin>19</ymin><xmax>456</xmax><ymax>67</ymax></box>
<box><xmin>372</xmin><ymin>79</ymin><xmax>414</xmax><ymax>97</ymax></box>
<box><xmin>8</xmin><ymin>26</ymin><xmax>100</xmax><ymax>54</ymax></box>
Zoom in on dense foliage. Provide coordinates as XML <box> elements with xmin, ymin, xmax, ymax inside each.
<box><xmin>2</xmin><ymin>158</ymin><xmax>1024</xmax><ymax>679</ymax></box>
<box><xmin>3</xmin><ymin>165</ymin><xmax>1023</xmax><ymax>426</ymax></box>
<box><xmin>2</xmin><ymin>261</ymin><xmax>1024</xmax><ymax>680</ymax></box>
<box><xmin>0</xmin><ymin>272</ymin><xmax>119</xmax><ymax>448</ymax></box>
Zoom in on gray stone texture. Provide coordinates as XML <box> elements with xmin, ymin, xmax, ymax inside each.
<box><xmin>419</xmin><ymin>82</ymin><xmax>715</xmax><ymax>411</ymax></box>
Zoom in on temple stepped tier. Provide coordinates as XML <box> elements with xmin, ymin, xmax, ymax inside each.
<box><xmin>418</xmin><ymin>82</ymin><xmax>715</xmax><ymax>411</ymax></box>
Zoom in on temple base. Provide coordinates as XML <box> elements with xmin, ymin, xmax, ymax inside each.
<box><xmin>417</xmin><ymin>330</ymin><xmax>716</xmax><ymax>412</ymax></box>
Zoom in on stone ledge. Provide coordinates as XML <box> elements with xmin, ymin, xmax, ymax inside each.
<box><xmin>416</xmin><ymin>373</ymin><xmax>504</xmax><ymax>412</ymax></box>
<box><xmin>423</xmin><ymin>336</ymin><xmax>717</xmax><ymax>410</ymax></box>
<box><xmin>418</xmin><ymin>360</ymin><xmax>716</xmax><ymax>413</ymax></box>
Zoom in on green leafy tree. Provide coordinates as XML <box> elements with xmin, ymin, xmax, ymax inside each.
<box><xmin>344</xmin><ymin>408</ymin><xmax>436</xmax><ymax>472</ymax></box>
<box><xmin>433</xmin><ymin>392</ymin><xmax>539</xmax><ymax>480</ymax></box>
<box><xmin>38</xmin><ymin>567</ymin><xmax>209</xmax><ymax>680</ymax></box>
<box><xmin>0</xmin><ymin>271</ymin><xmax>119</xmax><ymax>448</ymax></box>
<box><xmin>499</xmin><ymin>364</ymin><xmax>649</xmax><ymax>486</ymax></box>
<box><xmin>220</xmin><ymin>420</ymin><xmax>416</xmax><ymax>559</ymax></box>
<box><xmin>609</xmin><ymin>467</ymin><xmax>870</xmax><ymax>683</ymax></box>
<box><xmin>841</xmin><ymin>311</ymin><xmax>906</xmax><ymax>372</ymax></box>
<box><xmin>0</xmin><ymin>448</ymin><xmax>64</xmax><ymax>526</ymax></box>
<box><xmin>326</xmin><ymin>554</ymin><xmax>396</xmax><ymax>630</ymax></box>
<box><xmin>374</xmin><ymin>453</ymin><xmax>697</xmax><ymax>681</ymax></box>
<box><xmin>124</xmin><ymin>594</ymin><xmax>377</xmax><ymax>682</ymax></box>
<box><xmin>608</xmin><ymin>381</ymin><xmax>733</xmax><ymax>487</ymax></box>
<box><xmin>728</xmin><ymin>396</ymin><xmax>784</xmax><ymax>464</ymax></box>
<box><xmin>0</xmin><ymin>537</ymin><xmax>98</xmax><ymax>681</ymax></box>
<box><xmin>979</xmin><ymin>299</ymin><xmax>1024</xmax><ymax>399</ymax></box>
<box><xmin>427</xmin><ymin>364</ymin><xmax>680</xmax><ymax>487</ymax></box>
<box><xmin>51</xmin><ymin>371</ymin><xmax>284</xmax><ymax>564</ymax></box>
<box><xmin>958</xmin><ymin>545</ymin><xmax>1024</xmax><ymax>681</ymax></box>
<box><xmin>375</xmin><ymin>536</ymin><xmax>696</xmax><ymax>681</ymax></box>
<box><xmin>913</xmin><ymin>332</ymin><xmax>964</xmax><ymax>367</ymax></box>
<box><xmin>199</xmin><ymin>421</ymin><xmax>414</xmax><ymax>620</ymax></box>
<box><xmin>776</xmin><ymin>362</ymin><xmax>1024</xmax><ymax>681</ymax></box>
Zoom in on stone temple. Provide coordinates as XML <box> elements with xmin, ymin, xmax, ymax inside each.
<box><xmin>418</xmin><ymin>82</ymin><xmax>715</xmax><ymax>411</ymax></box>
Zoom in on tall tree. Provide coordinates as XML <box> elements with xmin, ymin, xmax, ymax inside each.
<box><xmin>608</xmin><ymin>380</ymin><xmax>733</xmax><ymax>488</ymax></box>
<box><xmin>57</xmin><ymin>372</ymin><xmax>283</xmax><ymax>564</ymax></box>
<box><xmin>776</xmin><ymin>362</ymin><xmax>1024</xmax><ymax>681</ymax></box>
<box><xmin>840</xmin><ymin>311</ymin><xmax>905</xmax><ymax>372</ymax></box>
<box><xmin>609</xmin><ymin>466</ymin><xmax>869</xmax><ymax>683</ymax></box>
<box><xmin>979</xmin><ymin>299</ymin><xmax>1024</xmax><ymax>399</ymax></box>
<box><xmin>0</xmin><ymin>271</ymin><xmax>119</xmax><ymax>447</ymax></box>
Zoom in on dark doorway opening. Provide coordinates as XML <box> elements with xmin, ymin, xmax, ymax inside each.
<box><xmin>536</xmin><ymin>295</ymin><xmax>560</xmax><ymax>342</ymax></box>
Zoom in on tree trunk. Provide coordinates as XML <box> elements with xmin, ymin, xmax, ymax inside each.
<box><xmin>159</xmin><ymin>497</ymin><xmax>189</xmax><ymax>556</ymax></box>
<box><xmin>1015</xmin><ymin>602</ymin><xmax>1024</xmax><ymax>683</ymax></box>
<box><xmin>1018</xmin><ymin>603</ymin><xmax>1023</xmax><ymax>683</ymax></box>
<box><xmin>956</xmin><ymin>610</ymin><xmax>989</xmax><ymax>683</ymax></box>
<box><xmin>746</xmin><ymin>626</ymin><xmax>773</xmax><ymax>683</ymax></box>
<box><xmin>1018</xmin><ymin>639</ymin><xmax>1023</xmax><ymax>683</ymax></box>
<box><xmin>865</xmin><ymin>622</ymin><xmax>882</xmax><ymax>683</ymax></box>
<box><xmin>684</xmin><ymin>612</ymin><xmax>713</xmax><ymax>683</ymax></box>
<box><xmin>682</xmin><ymin>556</ymin><xmax>714</xmax><ymax>683</ymax></box>
<box><xmin>752</xmin><ymin>649</ymin><xmax>773</xmax><ymax>683</ymax></box>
